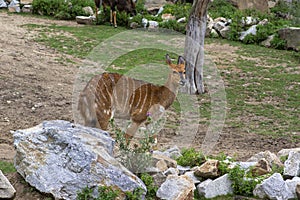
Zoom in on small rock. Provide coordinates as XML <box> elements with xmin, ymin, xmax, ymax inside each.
<box><xmin>239</xmin><ymin>25</ymin><xmax>257</xmax><ymax>41</ymax></box>
<box><xmin>152</xmin><ymin>172</ymin><xmax>167</xmax><ymax>187</ymax></box>
<box><xmin>296</xmin><ymin>184</ymin><xmax>300</xmax><ymax>199</ymax></box>
<box><xmin>220</xmin><ymin>26</ymin><xmax>231</xmax><ymax>39</ymax></box>
<box><xmin>156</xmin><ymin>174</ymin><xmax>194</xmax><ymax>200</ymax></box>
<box><xmin>194</xmin><ymin>160</ymin><xmax>220</xmax><ymax>179</ymax></box>
<box><xmin>177</xmin><ymin>165</ymin><xmax>191</xmax><ymax>175</ymax></box>
<box><xmin>82</xmin><ymin>6</ymin><xmax>93</xmax><ymax>16</ymax></box>
<box><xmin>152</xmin><ymin>153</ymin><xmax>177</xmax><ymax>169</ymax></box>
<box><xmin>0</xmin><ymin>170</ymin><xmax>16</xmax><ymax>199</ymax></box>
<box><xmin>278</xmin><ymin>147</ymin><xmax>300</xmax><ymax>158</ymax></box>
<box><xmin>260</xmin><ymin>34</ymin><xmax>274</xmax><ymax>47</ymax></box>
<box><xmin>253</xmin><ymin>173</ymin><xmax>294</xmax><ymax>199</ymax></box>
<box><xmin>283</xmin><ymin>151</ymin><xmax>300</xmax><ymax>178</ymax></box>
<box><xmin>164</xmin><ymin>167</ymin><xmax>179</xmax><ymax>176</ymax></box>
<box><xmin>251</xmin><ymin>158</ymin><xmax>272</xmax><ymax>177</ymax></box>
<box><xmin>286</xmin><ymin>177</ymin><xmax>300</xmax><ymax>199</ymax></box>
<box><xmin>177</xmin><ymin>17</ymin><xmax>186</xmax><ymax>23</ymax></box>
<box><xmin>0</xmin><ymin>0</ymin><xmax>7</xmax><ymax>8</ymax></box>
<box><xmin>148</xmin><ymin>20</ymin><xmax>159</xmax><ymax>29</ymax></box>
<box><xmin>76</xmin><ymin>16</ymin><xmax>95</xmax><ymax>25</ymax></box>
<box><xmin>164</xmin><ymin>146</ymin><xmax>182</xmax><ymax>159</ymax></box>
<box><xmin>258</xmin><ymin>18</ymin><xmax>269</xmax><ymax>26</ymax></box>
<box><xmin>229</xmin><ymin>162</ymin><xmax>257</xmax><ymax>170</ymax></box>
<box><xmin>162</xmin><ymin>13</ymin><xmax>176</xmax><ymax>21</ymax></box>
<box><xmin>21</xmin><ymin>4</ymin><xmax>32</xmax><ymax>13</ymax></box>
<box><xmin>130</xmin><ymin>22</ymin><xmax>139</xmax><ymax>29</ymax></box>
<box><xmin>213</xmin><ymin>21</ymin><xmax>226</xmax><ymax>32</ymax></box>
<box><xmin>184</xmin><ymin>171</ymin><xmax>201</xmax><ymax>184</ymax></box>
<box><xmin>197</xmin><ymin>174</ymin><xmax>233</xmax><ymax>198</ymax></box>
<box><xmin>247</xmin><ymin>150</ymin><xmax>283</xmax><ymax>169</ymax></box>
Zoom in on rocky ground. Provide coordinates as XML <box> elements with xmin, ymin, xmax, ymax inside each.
<box><xmin>0</xmin><ymin>11</ymin><xmax>298</xmax><ymax>199</ymax></box>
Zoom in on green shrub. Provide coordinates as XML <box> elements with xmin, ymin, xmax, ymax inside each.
<box><xmin>140</xmin><ymin>173</ymin><xmax>158</xmax><ymax>199</ymax></box>
<box><xmin>176</xmin><ymin>148</ymin><xmax>206</xmax><ymax>167</ymax></box>
<box><xmin>162</xmin><ymin>3</ymin><xmax>192</xmax><ymax>19</ymax></box>
<box><xmin>0</xmin><ymin>161</ymin><xmax>16</xmax><ymax>173</ymax></box>
<box><xmin>228</xmin><ymin>165</ymin><xmax>264</xmax><ymax>196</ymax></box>
<box><xmin>208</xmin><ymin>0</ymin><xmax>237</xmax><ymax>19</ymax></box>
<box><xmin>270</xmin><ymin>33</ymin><xmax>287</xmax><ymax>50</ymax></box>
<box><xmin>77</xmin><ymin>186</ymin><xmax>119</xmax><ymax>200</ymax></box>
<box><xmin>159</xmin><ymin>20</ymin><xmax>186</xmax><ymax>33</ymax></box>
<box><xmin>32</xmin><ymin>0</ymin><xmax>94</xmax><ymax>20</ymax></box>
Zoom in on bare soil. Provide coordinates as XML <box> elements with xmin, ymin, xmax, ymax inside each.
<box><xmin>0</xmin><ymin>11</ymin><xmax>298</xmax><ymax>200</ymax></box>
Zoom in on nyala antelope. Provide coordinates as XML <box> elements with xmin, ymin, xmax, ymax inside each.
<box><xmin>94</xmin><ymin>0</ymin><xmax>136</xmax><ymax>28</ymax></box>
<box><xmin>78</xmin><ymin>54</ymin><xmax>185</xmax><ymax>142</ymax></box>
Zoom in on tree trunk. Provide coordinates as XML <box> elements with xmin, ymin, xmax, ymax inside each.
<box><xmin>183</xmin><ymin>0</ymin><xmax>211</xmax><ymax>94</ymax></box>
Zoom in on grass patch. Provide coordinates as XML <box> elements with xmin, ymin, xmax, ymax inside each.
<box><xmin>0</xmin><ymin>161</ymin><xmax>16</xmax><ymax>173</ymax></box>
<box><xmin>24</xmin><ymin>23</ymin><xmax>300</xmax><ymax>141</ymax></box>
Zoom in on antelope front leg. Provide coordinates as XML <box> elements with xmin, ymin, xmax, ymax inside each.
<box><xmin>112</xmin><ymin>11</ymin><xmax>117</xmax><ymax>28</ymax></box>
<box><xmin>125</xmin><ymin>121</ymin><xmax>140</xmax><ymax>144</ymax></box>
<box><xmin>110</xmin><ymin>10</ymin><xmax>113</xmax><ymax>25</ymax></box>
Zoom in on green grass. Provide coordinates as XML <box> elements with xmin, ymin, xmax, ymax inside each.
<box><xmin>23</xmin><ymin>23</ymin><xmax>300</xmax><ymax>141</ymax></box>
<box><xmin>0</xmin><ymin>161</ymin><xmax>16</xmax><ymax>173</ymax></box>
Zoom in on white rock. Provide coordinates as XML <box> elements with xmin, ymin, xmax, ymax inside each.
<box><xmin>148</xmin><ymin>20</ymin><xmax>159</xmax><ymax>28</ymax></box>
<box><xmin>156</xmin><ymin>175</ymin><xmax>194</xmax><ymax>200</ymax></box>
<box><xmin>239</xmin><ymin>25</ymin><xmax>257</xmax><ymax>41</ymax></box>
<box><xmin>0</xmin><ymin>170</ymin><xmax>16</xmax><ymax>199</ymax></box>
<box><xmin>177</xmin><ymin>17</ymin><xmax>186</xmax><ymax>23</ymax></box>
<box><xmin>0</xmin><ymin>0</ymin><xmax>7</xmax><ymax>8</ymax></box>
<box><xmin>13</xmin><ymin>120</ymin><xmax>146</xmax><ymax>199</ymax></box>
<box><xmin>253</xmin><ymin>173</ymin><xmax>294</xmax><ymax>200</ymax></box>
<box><xmin>247</xmin><ymin>150</ymin><xmax>283</xmax><ymax>168</ymax></box>
<box><xmin>286</xmin><ymin>177</ymin><xmax>300</xmax><ymax>199</ymax></box>
<box><xmin>284</xmin><ymin>151</ymin><xmax>300</xmax><ymax>178</ymax></box>
<box><xmin>184</xmin><ymin>171</ymin><xmax>201</xmax><ymax>184</ymax></box>
<box><xmin>177</xmin><ymin>165</ymin><xmax>191</xmax><ymax>175</ymax></box>
<box><xmin>278</xmin><ymin>148</ymin><xmax>300</xmax><ymax>158</ymax></box>
<box><xmin>164</xmin><ymin>167</ymin><xmax>179</xmax><ymax>176</ymax></box>
<box><xmin>229</xmin><ymin>161</ymin><xmax>257</xmax><ymax>170</ymax></box>
<box><xmin>197</xmin><ymin>174</ymin><xmax>233</xmax><ymax>198</ymax></box>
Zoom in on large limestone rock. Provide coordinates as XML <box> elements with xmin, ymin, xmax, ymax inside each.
<box><xmin>228</xmin><ymin>0</ymin><xmax>269</xmax><ymax>13</ymax></box>
<box><xmin>253</xmin><ymin>173</ymin><xmax>294</xmax><ymax>199</ymax></box>
<box><xmin>283</xmin><ymin>150</ymin><xmax>300</xmax><ymax>178</ymax></box>
<box><xmin>197</xmin><ymin>174</ymin><xmax>233</xmax><ymax>198</ymax></box>
<box><xmin>13</xmin><ymin>120</ymin><xmax>146</xmax><ymax>199</ymax></box>
<box><xmin>156</xmin><ymin>174</ymin><xmax>194</xmax><ymax>200</ymax></box>
<box><xmin>278</xmin><ymin>27</ymin><xmax>300</xmax><ymax>51</ymax></box>
<box><xmin>0</xmin><ymin>170</ymin><xmax>16</xmax><ymax>199</ymax></box>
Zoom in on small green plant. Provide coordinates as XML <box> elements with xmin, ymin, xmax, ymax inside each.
<box><xmin>112</xmin><ymin>114</ymin><xmax>158</xmax><ymax>174</ymax></box>
<box><xmin>140</xmin><ymin>173</ymin><xmax>158</xmax><ymax>199</ymax></box>
<box><xmin>228</xmin><ymin>165</ymin><xmax>264</xmax><ymax>196</ymax></box>
<box><xmin>270</xmin><ymin>33</ymin><xmax>287</xmax><ymax>50</ymax></box>
<box><xmin>208</xmin><ymin>0</ymin><xmax>238</xmax><ymax>19</ymax></box>
<box><xmin>176</xmin><ymin>148</ymin><xmax>206</xmax><ymax>167</ymax></box>
<box><xmin>125</xmin><ymin>187</ymin><xmax>145</xmax><ymax>200</ymax></box>
<box><xmin>0</xmin><ymin>161</ymin><xmax>16</xmax><ymax>173</ymax></box>
<box><xmin>32</xmin><ymin>0</ymin><xmax>94</xmax><ymax>20</ymax></box>
<box><xmin>77</xmin><ymin>186</ymin><xmax>119</xmax><ymax>200</ymax></box>
<box><xmin>77</xmin><ymin>186</ymin><xmax>94</xmax><ymax>200</ymax></box>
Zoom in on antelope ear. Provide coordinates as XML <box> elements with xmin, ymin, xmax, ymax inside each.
<box><xmin>165</xmin><ymin>54</ymin><xmax>172</xmax><ymax>65</ymax></box>
<box><xmin>177</xmin><ymin>56</ymin><xmax>185</xmax><ymax>65</ymax></box>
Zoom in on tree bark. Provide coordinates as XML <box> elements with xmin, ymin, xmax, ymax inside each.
<box><xmin>183</xmin><ymin>0</ymin><xmax>211</xmax><ymax>94</ymax></box>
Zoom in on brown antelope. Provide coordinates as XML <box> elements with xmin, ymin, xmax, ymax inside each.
<box><xmin>94</xmin><ymin>0</ymin><xmax>136</xmax><ymax>28</ymax></box>
<box><xmin>78</xmin><ymin>54</ymin><xmax>185</xmax><ymax>142</ymax></box>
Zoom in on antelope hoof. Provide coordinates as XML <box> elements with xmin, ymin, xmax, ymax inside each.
<box><xmin>114</xmin><ymin>24</ymin><xmax>117</xmax><ymax>28</ymax></box>
<box><xmin>125</xmin><ymin>133</ymin><xmax>133</xmax><ymax>144</ymax></box>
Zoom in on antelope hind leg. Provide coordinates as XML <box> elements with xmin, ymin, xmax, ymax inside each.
<box><xmin>113</xmin><ymin>11</ymin><xmax>117</xmax><ymax>28</ymax></box>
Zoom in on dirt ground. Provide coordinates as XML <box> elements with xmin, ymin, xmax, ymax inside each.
<box><xmin>0</xmin><ymin>12</ymin><xmax>298</xmax><ymax>199</ymax></box>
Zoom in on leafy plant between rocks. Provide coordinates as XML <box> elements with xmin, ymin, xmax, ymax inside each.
<box><xmin>176</xmin><ymin>148</ymin><xmax>206</xmax><ymax>167</ymax></box>
<box><xmin>228</xmin><ymin>165</ymin><xmax>265</xmax><ymax>197</ymax></box>
<box><xmin>140</xmin><ymin>173</ymin><xmax>159</xmax><ymax>199</ymax></box>
<box><xmin>77</xmin><ymin>186</ymin><xmax>119</xmax><ymax>200</ymax></box>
